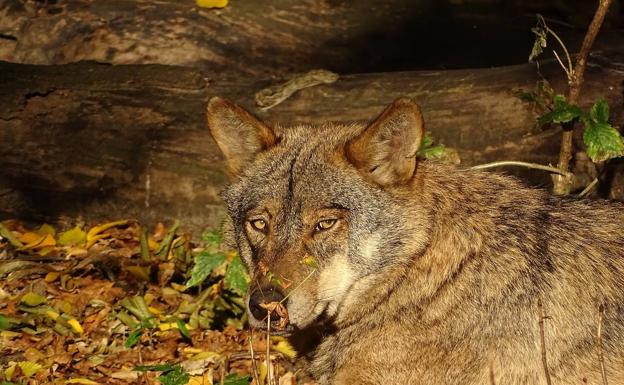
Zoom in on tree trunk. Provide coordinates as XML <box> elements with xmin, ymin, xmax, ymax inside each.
<box><xmin>1</xmin><ymin>56</ymin><xmax>623</xmax><ymax>231</ymax></box>
<box><xmin>2</xmin><ymin>0</ymin><xmax>619</xmax><ymax>76</ymax></box>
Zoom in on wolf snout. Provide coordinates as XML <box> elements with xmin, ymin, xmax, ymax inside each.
<box><xmin>248</xmin><ymin>288</ymin><xmax>286</xmax><ymax>322</ymax></box>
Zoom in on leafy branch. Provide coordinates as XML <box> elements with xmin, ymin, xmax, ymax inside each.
<box><xmin>524</xmin><ymin>1</ymin><xmax>618</xmax><ymax>195</ymax></box>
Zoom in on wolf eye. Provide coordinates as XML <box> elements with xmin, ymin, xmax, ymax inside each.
<box><xmin>250</xmin><ymin>219</ymin><xmax>267</xmax><ymax>232</ymax></box>
<box><xmin>315</xmin><ymin>219</ymin><xmax>337</xmax><ymax>232</ymax></box>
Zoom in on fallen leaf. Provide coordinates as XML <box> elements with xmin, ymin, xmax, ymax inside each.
<box><xmin>196</xmin><ymin>0</ymin><xmax>228</xmax><ymax>9</ymax></box>
<box><xmin>21</xmin><ymin>292</ymin><xmax>47</xmax><ymax>306</ymax></box>
<box><xmin>58</xmin><ymin>226</ymin><xmax>87</xmax><ymax>247</ymax></box>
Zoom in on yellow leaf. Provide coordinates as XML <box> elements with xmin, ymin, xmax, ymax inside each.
<box><xmin>85</xmin><ymin>233</ymin><xmax>108</xmax><ymax>249</ymax></box>
<box><xmin>38</xmin><ymin>223</ymin><xmax>56</xmax><ymax>236</ymax></box>
<box><xmin>148</xmin><ymin>238</ymin><xmax>159</xmax><ymax>251</ymax></box>
<box><xmin>65</xmin><ymin>378</ymin><xmax>99</xmax><ymax>384</ymax></box>
<box><xmin>4</xmin><ymin>364</ymin><xmax>16</xmax><ymax>380</ymax></box>
<box><xmin>45</xmin><ymin>271</ymin><xmax>61</xmax><ymax>282</ymax></box>
<box><xmin>46</xmin><ymin>310</ymin><xmax>60</xmax><ymax>320</ymax></box>
<box><xmin>186</xmin><ymin>350</ymin><xmax>220</xmax><ymax>361</ymax></box>
<box><xmin>1</xmin><ymin>330</ymin><xmax>21</xmax><ymax>338</ymax></box>
<box><xmin>65</xmin><ymin>247</ymin><xmax>88</xmax><ymax>258</ymax></box>
<box><xmin>144</xmin><ymin>293</ymin><xmax>155</xmax><ymax>305</ymax></box>
<box><xmin>20</xmin><ymin>233</ymin><xmax>56</xmax><ymax>250</ymax></box>
<box><xmin>196</xmin><ymin>0</ymin><xmax>228</xmax><ymax>8</ymax></box>
<box><xmin>21</xmin><ymin>292</ymin><xmax>47</xmax><ymax>306</ymax></box>
<box><xmin>37</xmin><ymin>246</ymin><xmax>55</xmax><ymax>256</ymax></box>
<box><xmin>86</xmin><ymin>220</ymin><xmax>128</xmax><ymax>240</ymax></box>
<box><xmin>188</xmin><ymin>373</ymin><xmax>213</xmax><ymax>385</ymax></box>
<box><xmin>58</xmin><ymin>300</ymin><xmax>72</xmax><ymax>314</ymax></box>
<box><xmin>58</xmin><ymin>226</ymin><xmax>86</xmax><ymax>247</ymax></box>
<box><xmin>67</xmin><ymin>318</ymin><xmax>84</xmax><ymax>335</ymax></box>
<box><xmin>273</xmin><ymin>338</ymin><xmax>297</xmax><ymax>359</ymax></box>
<box><xmin>17</xmin><ymin>361</ymin><xmax>44</xmax><ymax>377</ymax></box>
<box><xmin>158</xmin><ymin>322</ymin><xmax>174</xmax><ymax>331</ymax></box>
<box><xmin>148</xmin><ymin>306</ymin><xmax>162</xmax><ymax>315</ymax></box>
<box><xmin>19</xmin><ymin>231</ymin><xmax>44</xmax><ymax>244</ymax></box>
<box><xmin>258</xmin><ymin>361</ymin><xmax>267</xmax><ymax>385</ymax></box>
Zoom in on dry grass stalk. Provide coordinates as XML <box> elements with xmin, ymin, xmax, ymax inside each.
<box><xmin>538</xmin><ymin>299</ymin><xmax>553</xmax><ymax>385</ymax></box>
<box><xmin>598</xmin><ymin>305</ymin><xmax>609</xmax><ymax>385</ymax></box>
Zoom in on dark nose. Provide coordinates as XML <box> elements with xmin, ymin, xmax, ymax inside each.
<box><xmin>248</xmin><ymin>288</ymin><xmax>286</xmax><ymax>322</ymax></box>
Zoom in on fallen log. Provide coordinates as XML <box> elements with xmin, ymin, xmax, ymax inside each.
<box><xmin>1</xmin><ymin>56</ymin><xmax>623</xmax><ymax>231</ymax></box>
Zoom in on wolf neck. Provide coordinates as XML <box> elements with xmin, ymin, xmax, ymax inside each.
<box><xmin>335</xmin><ymin>162</ymin><xmax>548</xmax><ymax>328</ymax></box>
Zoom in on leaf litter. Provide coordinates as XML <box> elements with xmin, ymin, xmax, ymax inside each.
<box><xmin>0</xmin><ymin>219</ymin><xmax>314</xmax><ymax>385</ymax></box>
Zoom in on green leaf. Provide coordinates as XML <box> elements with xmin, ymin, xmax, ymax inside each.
<box><xmin>417</xmin><ymin>133</ymin><xmax>449</xmax><ymax>160</ymax></box>
<box><xmin>135</xmin><ymin>363</ymin><xmax>177</xmax><ymax>373</ymax></box>
<box><xmin>224</xmin><ymin>255</ymin><xmax>249</xmax><ymax>295</ymax></box>
<box><xmin>223</xmin><ymin>373</ymin><xmax>250</xmax><ymax>385</ymax></box>
<box><xmin>537</xmin><ymin>95</ymin><xmax>583</xmax><ymax>127</ymax></box>
<box><xmin>201</xmin><ymin>230</ymin><xmax>222</xmax><ymax>245</ymax></box>
<box><xmin>120</xmin><ymin>296</ymin><xmax>154</xmax><ymax>326</ymax></box>
<box><xmin>186</xmin><ymin>251</ymin><xmax>226</xmax><ymax>288</ymax></box>
<box><xmin>515</xmin><ymin>90</ymin><xmax>538</xmax><ymax>103</ymax></box>
<box><xmin>590</xmin><ymin>98</ymin><xmax>609</xmax><ymax>124</ymax></box>
<box><xmin>158</xmin><ymin>366</ymin><xmax>189</xmax><ymax>385</ymax></box>
<box><xmin>125</xmin><ymin>328</ymin><xmax>142</xmax><ymax>348</ymax></box>
<box><xmin>583</xmin><ymin>121</ymin><xmax>624</xmax><ymax>163</ymax></box>
<box><xmin>176</xmin><ymin>319</ymin><xmax>191</xmax><ymax>340</ymax></box>
<box><xmin>156</xmin><ymin>220</ymin><xmax>180</xmax><ymax>260</ymax></box>
<box><xmin>418</xmin><ymin>145</ymin><xmax>448</xmax><ymax>160</ymax></box>
<box><xmin>419</xmin><ymin>133</ymin><xmax>434</xmax><ymax>149</ymax></box>
<box><xmin>0</xmin><ymin>223</ymin><xmax>23</xmax><ymax>247</ymax></box>
<box><xmin>0</xmin><ymin>315</ymin><xmax>9</xmax><ymax>330</ymax></box>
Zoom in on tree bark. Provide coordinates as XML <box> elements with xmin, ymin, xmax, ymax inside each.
<box><xmin>1</xmin><ymin>56</ymin><xmax>623</xmax><ymax>231</ymax></box>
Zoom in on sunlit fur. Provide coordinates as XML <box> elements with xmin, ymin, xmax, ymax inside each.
<box><xmin>208</xmin><ymin>97</ymin><xmax>624</xmax><ymax>385</ymax></box>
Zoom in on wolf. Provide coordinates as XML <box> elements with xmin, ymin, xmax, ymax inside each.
<box><xmin>207</xmin><ymin>96</ymin><xmax>624</xmax><ymax>385</ymax></box>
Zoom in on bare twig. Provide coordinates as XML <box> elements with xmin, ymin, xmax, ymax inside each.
<box><xmin>552</xmin><ymin>0</ymin><xmax>613</xmax><ymax>195</ymax></box>
<box><xmin>598</xmin><ymin>305</ymin><xmax>609</xmax><ymax>385</ymax></box>
<box><xmin>542</xmin><ymin>20</ymin><xmax>574</xmax><ymax>76</ymax></box>
<box><xmin>248</xmin><ymin>328</ymin><xmax>261</xmax><ymax>385</ymax></box>
<box><xmin>267</xmin><ymin>313</ymin><xmax>272</xmax><ymax>385</ymax></box>
<box><xmin>552</xmin><ymin>50</ymin><xmax>571</xmax><ymax>79</ymax></box>
<box><xmin>280</xmin><ymin>268</ymin><xmax>317</xmax><ymax>304</ymax></box>
<box><xmin>538</xmin><ymin>299</ymin><xmax>553</xmax><ymax>385</ymax></box>
<box><xmin>577</xmin><ymin>177</ymin><xmax>599</xmax><ymax>197</ymax></box>
<box><xmin>471</xmin><ymin>161</ymin><xmax>573</xmax><ymax>177</ymax></box>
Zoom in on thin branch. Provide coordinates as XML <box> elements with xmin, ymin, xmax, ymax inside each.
<box><xmin>471</xmin><ymin>161</ymin><xmax>573</xmax><ymax>177</ymax></box>
<box><xmin>266</xmin><ymin>314</ymin><xmax>272</xmax><ymax>385</ymax></box>
<box><xmin>551</xmin><ymin>49</ymin><xmax>571</xmax><ymax>78</ymax></box>
<box><xmin>538</xmin><ymin>299</ymin><xmax>553</xmax><ymax>385</ymax></box>
<box><xmin>280</xmin><ymin>268</ymin><xmax>317</xmax><ymax>304</ymax></box>
<box><xmin>553</xmin><ymin>0</ymin><xmax>613</xmax><ymax>195</ymax></box>
<box><xmin>569</xmin><ymin>0</ymin><xmax>613</xmax><ymax>105</ymax></box>
<box><xmin>598</xmin><ymin>305</ymin><xmax>609</xmax><ymax>385</ymax></box>
<box><xmin>248</xmin><ymin>328</ymin><xmax>261</xmax><ymax>385</ymax></box>
<box><xmin>577</xmin><ymin>177</ymin><xmax>599</xmax><ymax>197</ymax></box>
<box><xmin>544</xmin><ymin>25</ymin><xmax>574</xmax><ymax>76</ymax></box>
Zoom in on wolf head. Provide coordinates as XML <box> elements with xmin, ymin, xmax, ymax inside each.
<box><xmin>207</xmin><ymin>98</ymin><xmax>432</xmax><ymax>331</ymax></box>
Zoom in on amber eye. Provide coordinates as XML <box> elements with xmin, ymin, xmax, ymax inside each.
<box><xmin>315</xmin><ymin>219</ymin><xmax>337</xmax><ymax>232</ymax></box>
<box><xmin>250</xmin><ymin>219</ymin><xmax>267</xmax><ymax>232</ymax></box>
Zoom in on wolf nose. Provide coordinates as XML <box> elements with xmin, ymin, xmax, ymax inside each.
<box><xmin>248</xmin><ymin>288</ymin><xmax>286</xmax><ymax>322</ymax></box>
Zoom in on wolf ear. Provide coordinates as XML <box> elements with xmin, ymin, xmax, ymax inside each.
<box><xmin>346</xmin><ymin>98</ymin><xmax>425</xmax><ymax>186</ymax></box>
<box><xmin>207</xmin><ymin>97</ymin><xmax>277</xmax><ymax>176</ymax></box>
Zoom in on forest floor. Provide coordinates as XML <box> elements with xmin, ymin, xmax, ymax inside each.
<box><xmin>0</xmin><ymin>219</ymin><xmax>311</xmax><ymax>385</ymax></box>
